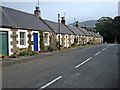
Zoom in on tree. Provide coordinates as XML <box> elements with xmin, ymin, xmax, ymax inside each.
<box><xmin>113</xmin><ymin>16</ymin><xmax>120</xmax><ymax>43</ymax></box>
<box><xmin>95</xmin><ymin>17</ymin><xmax>115</xmax><ymax>43</ymax></box>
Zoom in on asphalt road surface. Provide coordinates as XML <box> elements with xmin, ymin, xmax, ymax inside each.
<box><xmin>2</xmin><ymin>44</ymin><xmax>119</xmax><ymax>89</ymax></box>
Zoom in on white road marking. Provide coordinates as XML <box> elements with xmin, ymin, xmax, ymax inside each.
<box><xmin>75</xmin><ymin>57</ymin><xmax>92</xmax><ymax>68</ymax></box>
<box><xmin>104</xmin><ymin>45</ymin><xmax>113</xmax><ymax>50</ymax></box>
<box><xmin>102</xmin><ymin>48</ymin><xmax>106</xmax><ymax>51</ymax></box>
<box><xmin>95</xmin><ymin>51</ymin><xmax>102</xmax><ymax>56</ymax></box>
<box><xmin>40</xmin><ymin>76</ymin><xmax>62</xmax><ymax>89</ymax></box>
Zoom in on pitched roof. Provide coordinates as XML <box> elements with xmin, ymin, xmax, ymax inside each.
<box><xmin>1</xmin><ymin>6</ymin><xmax>52</xmax><ymax>31</ymax></box>
<box><xmin>89</xmin><ymin>31</ymin><xmax>103</xmax><ymax>38</ymax></box>
<box><xmin>95</xmin><ymin>33</ymin><xmax>103</xmax><ymax>38</ymax></box>
<box><xmin>67</xmin><ymin>25</ymin><xmax>85</xmax><ymax>36</ymax></box>
<box><xmin>88</xmin><ymin>31</ymin><xmax>95</xmax><ymax>37</ymax></box>
<box><xmin>77</xmin><ymin>27</ymin><xmax>92</xmax><ymax>36</ymax></box>
<box><xmin>44</xmin><ymin>20</ymin><xmax>73</xmax><ymax>34</ymax></box>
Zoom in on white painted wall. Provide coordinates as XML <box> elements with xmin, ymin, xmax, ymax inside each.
<box><xmin>64</xmin><ymin>34</ymin><xmax>69</xmax><ymax>48</ymax></box>
<box><xmin>56</xmin><ymin>34</ymin><xmax>62</xmax><ymax>45</ymax></box>
<box><xmin>71</xmin><ymin>35</ymin><xmax>74</xmax><ymax>44</ymax></box>
<box><xmin>76</xmin><ymin>35</ymin><xmax>80</xmax><ymax>45</ymax></box>
<box><xmin>0</xmin><ymin>28</ymin><xmax>13</xmax><ymax>55</ymax></box>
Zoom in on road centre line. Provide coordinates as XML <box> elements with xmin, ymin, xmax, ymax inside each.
<box><xmin>39</xmin><ymin>76</ymin><xmax>62</xmax><ymax>89</ymax></box>
<box><xmin>75</xmin><ymin>57</ymin><xmax>92</xmax><ymax>68</ymax></box>
<box><xmin>104</xmin><ymin>45</ymin><xmax>113</xmax><ymax>50</ymax></box>
<box><xmin>95</xmin><ymin>51</ymin><xmax>102</xmax><ymax>56</ymax></box>
<box><xmin>102</xmin><ymin>48</ymin><xmax>106</xmax><ymax>51</ymax></box>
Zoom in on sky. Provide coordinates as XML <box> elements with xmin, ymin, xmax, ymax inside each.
<box><xmin>1</xmin><ymin>1</ymin><xmax>119</xmax><ymax>24</ymax></box>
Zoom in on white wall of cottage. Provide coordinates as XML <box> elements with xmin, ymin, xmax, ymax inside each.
<box><xmin>76</xmin><ymin>35</ymin><xmax>80</xmax><ymax>45</ymax></box>
<box><xmin>56</xmin><ymin>34</ymin><xmax>62</xmax><ymax>45</ymax></box>
<box><xmin>71</xmin><ymin>35</ymin><xmax>74</xmax><ymax>44</ymax></box>
<box><xmin>64</xmin><ymin>34</ymin><xmax>69</xmax><ymax>48</ymax></box>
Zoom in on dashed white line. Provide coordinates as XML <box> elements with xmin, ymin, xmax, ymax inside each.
<box><xmin>39</xmin><ymin>76</ymin><xmax>62</xmax><ymax>89</ymax></box>
<box><xmin>102</xmin><ymin>48</ymin><xmax>106</xmax><ymax>51</ymax></box>
<box><xmin>75</xmin><ymin>57</ymin><xmax>92</xmax><ymax>68</ymax></box>
<box><xmin>95</xmin><ymin>51</ymin><xmax>102</xmax><ymax>56</ymax></box>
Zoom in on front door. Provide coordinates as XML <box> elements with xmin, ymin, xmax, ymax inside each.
<box><xmin>33</xmin><ymin>33</ymin><xmax>38</xmax><ymax>51</ymax></box>
<box><xmin>0</xmin><ymin>31</ymin><xmax>8</xmax><ymax>55</ymax></box>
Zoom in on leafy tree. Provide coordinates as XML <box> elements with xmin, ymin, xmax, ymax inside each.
<box><xmin>113</xmin><ymin>16</ymin><xmax>120</xmax><ymax>43</ymax></box>
<box><xmin>95</xmin><ymin>17</ymin><xmax>115</xmax><ymax>43</ymax></box>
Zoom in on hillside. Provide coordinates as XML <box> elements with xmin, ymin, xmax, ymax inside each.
<box><xmin>69</xmin><ymin>20</ymin><xmax>97</xmax><ymax>28</ymax></box>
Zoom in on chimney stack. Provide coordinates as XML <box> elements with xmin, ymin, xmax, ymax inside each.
<box><xmin>75</xmin><ymin>21</ymin><xmax>79</xmax><ymax>28</ymax></box>
<box><xmin>61</xmin><ymin>17</ymin><xmax>66</xmax><ymax>25</ymax></box>
<box><xmin>34</xmin><ymin>6</ymin><xmax>41</xmax><ymax>17</ymax></box>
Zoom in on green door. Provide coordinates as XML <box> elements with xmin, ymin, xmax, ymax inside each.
<box><xmin>0</xmin><ymin>31</ymin><xmax>8</xmax><ymax>55</ymax></box>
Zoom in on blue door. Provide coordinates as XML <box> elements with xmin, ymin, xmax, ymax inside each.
<box><xmin>33</xmin><ymin>33</ymin><xmax>38</xmax><ymax>51</ymax></box>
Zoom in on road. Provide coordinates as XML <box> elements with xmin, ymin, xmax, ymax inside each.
<box><xmin>2</xmin><ymin>44</ymin><xmax>119</xmax><ymax>89</ymax></box>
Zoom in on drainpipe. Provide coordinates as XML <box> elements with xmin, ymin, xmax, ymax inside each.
<box><xmin>58</xmin><ymin>14</ymin><xmax>61</xmax><ymax>50</ymax></box>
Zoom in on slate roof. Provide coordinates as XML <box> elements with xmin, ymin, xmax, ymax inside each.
<box><xmin>44</xmin><ymin>20</ymin><xmax>73</xmax><ymax>34</ymax></box>
<box><xmin>89</xmin><ymin>31</ymin><xmax>103</xmax><ymax>38</ymax></box>
<box><xmin>78</xmin><ymin>27</ymin><xmax>92</xmax><ymax>36</ymax></box>
<box><xmin>67</xmin><ymin>25</ymin><xmax>85</xmax><ymax>36</ymax></box>
<box><xmin>95</xmin><ymin>33</ymin><xmax>103</xmax><ymax>38</ymax></box>
<box><xmin>0</xmin><ymin>6</ymin><xmax>52</xmax><ymax>31</ymax></box>
<box><xmin>88</xmin><ymin>31</ymin><xmax>95</xmax><ymax>37</ymax></box>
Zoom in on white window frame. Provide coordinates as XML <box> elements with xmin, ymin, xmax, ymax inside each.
<box><xmin>20</xmin><ymin>32</ymin><xmax>26</xmax><ymax>46</ymax></box>
<box><xmin>44</xmin><ymin>32</ymin><xmax>50</xmax><ymax>46</ymax></box>
<box><xmin>18</xmin><ymin>30</ymin><xmax>28</xmax><ymax>48</ymax></box>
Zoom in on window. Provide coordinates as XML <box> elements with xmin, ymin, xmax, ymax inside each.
<box><xmin>44</xmin><ymin>33</ymin><xmax>48</xmax><ymax>38</ymax></box>
<box><xmin>44</xmin><ymin>33</ymin><xmax>48</xmax><ymax>44</ymax></box>
<box><xmin>20</xmin><ymin>32</ymin><xmax>26</xmax><ymax>45</ymax></box>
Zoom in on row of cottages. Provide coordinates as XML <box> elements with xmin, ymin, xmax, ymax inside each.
<box><xmin>0</xmin><ymin>6</ymin><xmax>53</xmax><ymax>55</ymax></box>
<box><xmin>44</xmin><ymin>19</ymin><xmax>74</xmax><ymax>49</ymax></box>
<box><xmin>0</xmin><ymin>6</ymin><xmax>103</xmax><ymax>56</ymax></box>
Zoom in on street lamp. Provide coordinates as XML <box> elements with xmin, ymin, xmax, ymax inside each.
<box><xmin>58</xmin><ymin>14</ymin><xmax>60</xmax><ymax>50</ymax></box>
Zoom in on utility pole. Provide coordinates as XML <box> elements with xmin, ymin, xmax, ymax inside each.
<box><xmin>58</xmin><ymin>14</ymin><xmax>60</xmax><ymax>50</ymax></box>
<box><xmin>73</xmin><ymin>18</ymin><xmax>76</xmax><ymax>26</ymax></box>
<box><xmin>38</xmin><ymin>0</ymin><xmax>39</xmax><ymax>7</ymax></box>
<box><xmin>115</xmin><ymin>35</ymin><xmax>117</xmax><ymax>43</ymax></box>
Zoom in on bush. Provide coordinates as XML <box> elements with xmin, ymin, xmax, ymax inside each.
<box><xmin>31</xmin><ymin>51</ymin><xmax>38</xmax><ymax>55</ymax></box>
<box><xmin>47</xmin><ymin>46</ymin><xmax>54</xmax><ymax>52</ymax></box>
<box><xmin>9</xmin><ymin>54</ymin><xmax>17</xmax><ymax>58</ymax></box>
<box><xmin>71</xmin><ymin>43</ymin><xmax>78</xmax><ymax>48</ymax></box>
<box><xmin>19</xmin><ymin>51</ymin><xmax>38</xmax><ymax>56</ymax></box>
<box><xmin>71</xmin><ymin>44</ymin><xmax>75</xmax><ymax>47</ymax></box>
<box><xmin>19</xmin><ymin>51</ymin><xmax>29</xmax><ymax>56</ymax></box>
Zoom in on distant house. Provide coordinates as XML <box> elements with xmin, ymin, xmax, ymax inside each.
<box><xmin>66</xmin><ymin>25</ymin><xmax>85</xmax><ymax>45</ymax></box>
<box><xmin>0</xmin><ymin>6</ymin><xmax>53</xmax><ymax>55</ymax></box>
<box><xmin>44</xmin><ymin>17</ymin><xmax>74</xmax><ymax>48</ymax></box>
<box><xmin>94</xmin><ymin>32</ymin><xmax>103</xmax><ymax>44</ymax></box>
<box><xmin>88</xmin><ymin>31</ymin><xmax>95</xmax><ymax>44</ymax></box>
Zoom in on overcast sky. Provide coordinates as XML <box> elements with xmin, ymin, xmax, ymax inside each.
<box><xmin>2</xmin><ymin>1</ymin><xmax>119</xmax><ymax>24</ymax></box>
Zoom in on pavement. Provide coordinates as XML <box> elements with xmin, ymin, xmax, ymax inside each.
<box><xmin>2</xmin><ymin>44</ymin><xmax>119</xmax><ymax>89</ymax></box>
<box><xmin>2</xmin><ymin>45</ymin><xmax>86</xmax><ymax>67</ymax></box>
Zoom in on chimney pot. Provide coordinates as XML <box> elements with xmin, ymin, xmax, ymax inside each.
<box><xmin>34</xmin><ymin>6</ymin><xmax>41</xmax><ymax>17</ymax></box>
<box><xmin>61</xmin><ymin>17</ymin><xmax>66</xmax><ymax>25</ymax></box>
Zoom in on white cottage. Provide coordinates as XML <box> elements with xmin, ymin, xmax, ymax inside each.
<box><xmin>0</xmin><ymin>6</ymin><xmax>53</xmax><ymax>55</ymax></box>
